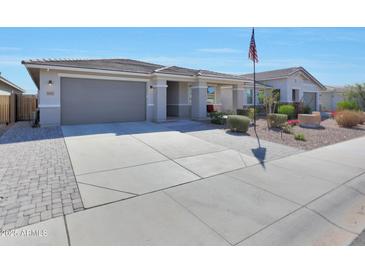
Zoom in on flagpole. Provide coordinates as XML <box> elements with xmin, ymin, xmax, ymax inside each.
<box><xmin>253</xmin><ymin>54</ymin><xmax>256</xmax><ymax>129</ymax></box>
<box><xmin>248</xmin><ymin>27</ymin><xmax>257</xmax><ymax>129</ymax></box>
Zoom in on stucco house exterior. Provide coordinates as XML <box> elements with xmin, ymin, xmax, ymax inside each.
<box><xmin>242</xmin><ymin>67</ymin><xmax>326</xmax><ymax>111</ymax></box>
<box><xmin>319</xmin><ymin>86</ymin><xmax>346</xmax><ymax>111</ymax></box>
<box><xmin>22</xmin><ymin>59</ymin><xmax>325</xmax><ymax>127</ymax></box>
<box><xmin>22</xmin><ymin>58</ymin><xmax>260</xmax><ymax>126</ymax></box>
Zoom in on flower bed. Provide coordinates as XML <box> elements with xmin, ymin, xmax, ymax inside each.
<box><xmin>287</xmin><ymin>119</ymin><xmax>299</xmax><ymax>126</ymax></box>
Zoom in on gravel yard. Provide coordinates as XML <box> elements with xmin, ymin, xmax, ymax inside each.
<box><xmin>246</xmin><ymin>118</ymin><xmax>365</xmax><ymax>150</ymax></box>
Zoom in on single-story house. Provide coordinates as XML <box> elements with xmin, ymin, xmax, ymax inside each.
<box><xmin>22</xmin><ymin>59</ymin><xmax>325</xmax><ymax>127</ymax></box>
<box><xmin>319</xmin><ymin>86</ymin><xmax>346</xmax><ymax>111</ymax></box>
<box><xmin>0</xmin><ymin>74</ymin><xmax>24</xmax><ymax>96</ymax></box>
<box><xmin>22</xmin><ymin>58</ymin><xmax>265</xmax><ymax>126</ymax></box>
<box><xmin>0</xmin><ymin>75</ymin><xmax>25</xmax><ymax>124</ymax></box>
<box><xmin>242</xmin><ymin>67</ymin><xmax>326</xmax><ymax>111</ymax></box>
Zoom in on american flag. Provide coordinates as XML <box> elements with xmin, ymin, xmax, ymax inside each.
<box><xmin>248</xmin><ymin>28</ymin><xmax>258</xmax><ymax>63</ymax></box>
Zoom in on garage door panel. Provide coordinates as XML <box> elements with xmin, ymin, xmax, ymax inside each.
<box><xmin>61</xmin><ymin>77</ymin><xmax>146</xmax><ymax>125</ymax></box>
<box><xmin>303</xmin><ymin>92</ymin><xmax>316</xmax><ymax>112</ymax></box>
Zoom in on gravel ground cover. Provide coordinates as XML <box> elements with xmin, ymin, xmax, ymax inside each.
<box><xmin>245</xmin><ymin>118</ymin><xmax>365</xmax><ymax>150</ymax></box>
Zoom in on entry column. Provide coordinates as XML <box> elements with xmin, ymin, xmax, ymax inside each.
<box><xmin>232</xmin><ymin>84</ymin><xmax>245</xmax><ymax>112</ymax></box>
<box><xmin>152</xmin><ymin>79</ymin><xmax>167</xmax><ymax>122</ymax></box>
<box><xmin>191</xmin><ymin>80</ymin><xmax>208</xmax><ymax>120</ymax></box>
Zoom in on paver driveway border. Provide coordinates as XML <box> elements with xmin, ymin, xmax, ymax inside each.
<box><xmin>0</xmin><ymin>123</ymin><xmax>84</xmax><ymax>231</ymax></box>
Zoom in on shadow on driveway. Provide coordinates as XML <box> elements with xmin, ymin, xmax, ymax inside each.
<box><xmin>0</xmin><ymin>122</ymin><xmax>63</xmax><ymax>145</ymax></box>
<box><xmin>251</xmin><ymin>127</ymin><xmax>266</xmax><ymax>168</ymax></box>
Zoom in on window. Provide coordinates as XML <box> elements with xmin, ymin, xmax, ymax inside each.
<box><xmin>245</xmin><ymin>89</ymin><xmax>253</xmax><ymax>104</ymax></box>
<box><xmin>258</xmin><ymin>90</ymin><xmax>265</xmax><ymax>104</ymax></box>
<box><xmin>207</xmin><ymin>86</ymin><xmax>216</xmax><ymax>104</ymax></box>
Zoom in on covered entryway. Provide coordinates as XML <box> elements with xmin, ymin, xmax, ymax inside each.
<box><xmin>61</xmin><ymin>77</ymin><xmax>146</xmax><ymax>125</ymax></box>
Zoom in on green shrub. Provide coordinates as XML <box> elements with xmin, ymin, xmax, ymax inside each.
<box><xmin>301</xmin><ymin>105</ymin><xmax>312</xmax><ymax>114</ymax></box>
<box><xmin>335</xmin><ymin>110</ymin><xmax>361</xmax><ymax>127</ymax></box>
<box><xmin>294</xmin><ymin>133</ymin><xmax>306</xmax><ymax>141</ymax></box>
<box><xmin>278</xmin><ymin>104</ymin><xmax>296</xmax><ymax>119</ymax></box>
<box><xmin>267</xmin><ymin>113</ymin><xmax>288</xmax><ymax>128</ymax></box>
<box><xmin>227</xmin><ymin>115</ymin><xmax>250</xmax><ymax>133</ymax></box>
<box><xmin>282</xmin><ymin>123</ymin><xmax>293</xmax><ymax>134</ymax></box>
<box><xmin>247</xmin><ymin>108</ymin><xmax>256</xmax><ymax>120</ymax></box>
<box><xmin>336</xmin><ymin>100</ymin><xmax>360</xmax><ymax>111</ymax></box>
<box><xmin>237</xmin><ymin>108</ymin><xmax>257</xmax><ymax>120</ymax></box>
<box><xmin>209</xmin><ymin>112</ymin><xmax>226</xmax><ymax>125</ymax></box>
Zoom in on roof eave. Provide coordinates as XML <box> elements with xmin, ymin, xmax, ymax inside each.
<box><xmin>22</xmin><ymin>63</ymin><xmax>152</xmax><ymax>78</ymax></box>
<box><xmin>25</xmin><ymin>66</ymin><xmax>40</xmax><ymax>90</ymax></box>
<box><xmin>289</xmin><ymin>68</ymin><xmax>326</xmax><ymax>90</ymax></box>
<box><xmin>0</xmin><ymin>76</ymin><xmax>25</xmax><ymax>93</ymax></box>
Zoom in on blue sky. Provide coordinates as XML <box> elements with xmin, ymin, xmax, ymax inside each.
<box><xmin>0</xmin><ymin>27</ymin><xmax>364</xmax><ymax>93</ymax></box>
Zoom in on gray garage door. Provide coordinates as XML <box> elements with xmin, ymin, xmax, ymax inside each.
<box><xmin>61</xmin><ymin>77</ymin><xmax>146</xmax><ymax>125</ymax></box>
<box><xmin>303</xmin><ymin>92</ymin><xmax>317</xmax><ymax>112</ymax></box>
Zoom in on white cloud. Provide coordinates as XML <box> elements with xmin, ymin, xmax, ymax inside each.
<box><xmin>0</xmin><ymin>55</ymin><xmax>22</xmax><ymax>66</ymax></box>
<box><xmin>0</xmin><ymin>47</ymin><xmax>21</xmax><ymax>51</ymax></box>
<box><xmin>196</xmin><ymin>48</ymin><xmax>241</xmax><ymax>53</ymax></box>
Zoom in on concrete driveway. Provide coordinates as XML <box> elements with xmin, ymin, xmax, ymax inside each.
<box><xmin>61</xmin><ymin>121</ymin><xmax>260</xmax><ymax>209</ymax></box>
<box><xmin>1</xmin><ymin>121</ymin><xmax>365</xmax><ymax>246</ymax></box>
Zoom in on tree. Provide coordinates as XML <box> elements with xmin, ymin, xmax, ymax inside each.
<box><xmin>344</xmin><ymin>83</ymin><xmax>365</xmax><ymax>110</ymax></box>
<box><xmin>260</xmin><ymin>89</ymin><xmax>280</xmax><ymax>114</ymax></box>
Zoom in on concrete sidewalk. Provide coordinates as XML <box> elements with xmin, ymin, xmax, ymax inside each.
<box><xmin>1</xmin><ymin>132</ymin><xmax>365</xmax><ymax>245</ymax></box>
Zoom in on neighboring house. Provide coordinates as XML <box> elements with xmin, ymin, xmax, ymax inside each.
<box><xmin>22</xmin><ymin>58</ymin><xmax>257</xmax><ymax>126</ymax></box>
<box><xmin>319</xmin><ymin>86</ymin><xmax>346</xmax><ymax>111</ymax></box>
<box><xmin>0</xmin><ymin>74</ymin><xmax>25</xmax><ymax>96</ymax></box>
<box><xmin>242</xmin><ymin>67</ymin><xmax>326</xmax><ymax>111</ymax></box>
<box><xmin>0</xmin><ymin>74</ymin><xmax>25</xmax><ymax>124</ymax></box>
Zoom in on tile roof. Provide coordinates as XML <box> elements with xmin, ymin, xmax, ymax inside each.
<box><xmin>22</xmin><ymin>58</ymin><xmax>164</xmax><ymax>74</ymax></box>
<box><xmin>22</xmin><ymin>58</ymin><xmax>247</xmax><ymax>80</ymax></box>
<box><xmin>242</xmin><ymin>66</ymin><xmax>326</xmax><ymax>90</ymax></box>
<box><xmin>242</xmin><ymin>67</ymin><xmax>303</xmax><ymax>80</ymax></box>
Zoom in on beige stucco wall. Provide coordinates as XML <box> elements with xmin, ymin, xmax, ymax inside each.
<box><xmin>259</xmin><ymin>72</ymin><xmax>321</xmax><ymax>110</ymax></box>
<box><xmin>220</xmin><ymin>86</ymin><xmax>233</xmax><ymax>111</ymax></box>
<box><xmin>36</xmin><ymin>67</ymin><xmax>250</xmax><ymax>126</ymax></box>
<box><xmin>320</xmin><ymin>91</ymin><xmax>345</xmax><ymax>111</ymax></box>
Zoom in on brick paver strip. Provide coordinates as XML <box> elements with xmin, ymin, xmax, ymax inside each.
<box><xmin>0</xmin><ymin>122</ymin><xmax>83</xmax><ymax>230</ymax></box>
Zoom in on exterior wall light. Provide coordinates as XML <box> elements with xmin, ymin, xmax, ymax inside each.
<box><xmin>48</xmin><ymin>80</ymin><xmax>53</xmax><ymax>86</ymax></box>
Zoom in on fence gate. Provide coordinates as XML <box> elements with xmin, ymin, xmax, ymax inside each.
<box><xmin>0</xmin><ymin>95</ymin><xmax>10</xmax><ymax>123</ymax></box>
<box><xmin>17</xmin><ymin>95</ymin><xmax>37</xmax><ymax>121</ymax></box>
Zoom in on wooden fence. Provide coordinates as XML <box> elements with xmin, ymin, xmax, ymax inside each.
<box><xmin>17</xmin><ymin>95</ymin><xmax>37</xmax><ymax>121</ymax></box>
<box><xmin>0</xmin><ymin>94</ymin><xmax>37</xmax><ymax>124</ymax></box>
<box><xmin>0</xmin><ymin>95</ymin><xmax>10</xmax><ymax>123</ymax></box>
